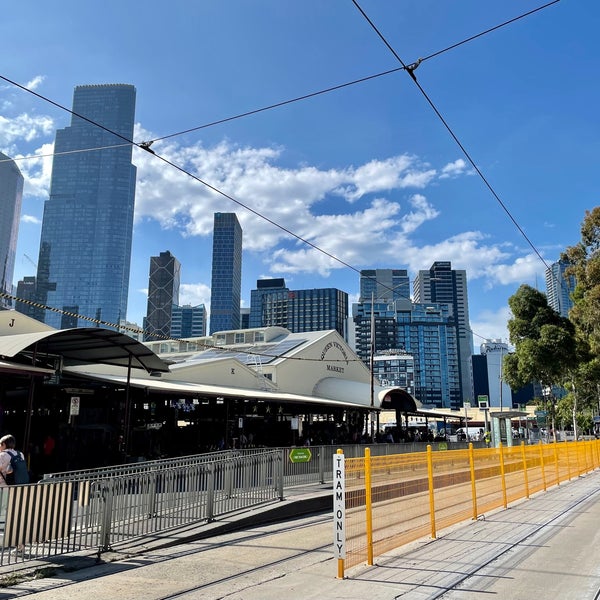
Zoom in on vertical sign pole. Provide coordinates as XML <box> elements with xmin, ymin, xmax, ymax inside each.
<box><xmin>333</xmin><ymin>449</ymin><xmax>345</xmax><ymax>579</ymax></box>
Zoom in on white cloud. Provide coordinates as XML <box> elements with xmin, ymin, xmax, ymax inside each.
<box><xmin>0</xmin><ymin>113</ymin><xmax>54</xmax><ymax>146</ymax></box>
<box><xmin>21</xmin><ymin>214</ymin><xmax>41</xmax><ymax>225</ymax></box>
<box><xmin>484</xmin><ymin>253</ymin><xmax>543</xmax><ymax>286</ymax></box>
<box><xmin>16</xmin><ymin>142</ymin><xmax>54</xmax><ymax>198</ymax></box>
<box><xmin>25</xmin><ymin>76</ymin><xmax>45</xmax><ymax>91</ymax></box>
<box><xmin>180</xmin><ymin>283</ymin><xmax>211</xmax><ymax>308</ymax></box>
<box><xmin>470</xmin><ymin>305</ymin><xmax>512</xmax><ymax>346</ymax></box>
<box><xmin>439</xmin><ymin>158</ymin><xmax>469</xmax><ymax>179</ymax></box>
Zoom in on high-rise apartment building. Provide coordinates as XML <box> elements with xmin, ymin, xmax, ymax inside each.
<box><xmin>0</xmin><ymin>152</ymin><xmax>24</xmax><ymax>309</ymax></box>
<box><xmin>170</xmin><ymin>304</ymin><xmax>206</xmax><ymax>339</ymax></box>
<box><xmin>209</xmin><ymin>212</ymin><xmax>242</xmax><ymax>334</ymax></box>
<box><xmin>373</xmin><ymin>350</ymin><xmax>415</xmax><ymax>394</ymax></box>
<box><xmin>353</xmin><ymin>296</ymin><xmax>460</xmax><ymax>407</ymax></box>
<box><xmin>360</xmin><ymin>269</ymin><xmax>410</xmax><ymax>302</ymax></box>
<box><xmin>249</xmin><ymin>278</ymin><xmax>348</xmax><ymax>339</ymax></box>
<box><xmin>545</xmin><ymin>259</ymin><xmax>575</xmax><ymax>318</ymax></box>
<box><xmin>35</xmin><ymin>84</ymin><xmax>137</xmax><ymax>329</ymax></box>
<box><xmin>144</xmin><ymin>251</ymin><xmax>181</xmax><ymax>341</ymax></box>
<box><xmin>413</xmin><ymin>261</ymin><xmax>474</xmax><ymax>403</ymax></box>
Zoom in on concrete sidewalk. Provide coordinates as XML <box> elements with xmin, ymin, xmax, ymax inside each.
<box><xmin>338</xmin><ymin>468</ymin><xmax>600</xmax><ymax>599</ymax></box>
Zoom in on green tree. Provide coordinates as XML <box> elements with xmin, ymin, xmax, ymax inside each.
<box><xmin>503</xmin><ymin>284</ymin><xmax>579</xmax><ymax>438</ymax></box>
<box><xmin>561</xmin><ymin>207</ymin><xmax>600</xmax><ymax>433</ymax></box>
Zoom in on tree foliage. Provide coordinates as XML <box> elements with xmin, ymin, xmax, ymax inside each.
<box><xmin>562</xmin><ymin>207</ymin><xmax>600</xmax><ymax>356</ymax></box>
<box><xmin>504</xmin><ymin>284</ymin><xmax>577</xmax><ymax>391</ymax></box>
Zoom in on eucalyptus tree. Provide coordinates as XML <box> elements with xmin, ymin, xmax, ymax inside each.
<box><xmin>503</xmin><ymin>284</ymin><xmax>579</xmax><ymax>437</ymax></box>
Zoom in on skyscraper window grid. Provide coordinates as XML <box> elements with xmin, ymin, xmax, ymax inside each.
<box><xmin>34</xmin><ymin>84</ymin><xmax>137</xmax><ymax>329</ymax></box>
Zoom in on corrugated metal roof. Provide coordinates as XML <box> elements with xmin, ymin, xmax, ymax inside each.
<box><xmin>0</xmin><ymin>328</ymin><xmax>169</xmax><ymax>372</ymax></box>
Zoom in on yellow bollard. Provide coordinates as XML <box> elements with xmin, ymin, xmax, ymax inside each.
<box><xmin>468</xmin><ymin>443</ymin><xmax>478</xmax><ymax>520</ymax></box>
<box><xmin>538</xmin><ymin>441</ymin><xmax>547</xmax><ymax>491</ymax></box>
<box><xmin>426</xmin><ymin>445</ymin><xmax>436</xmax><ymax>539</ymax></box>
<box><xmin>365</xmin><ymin>447</ymin><xmax>373</xmax><ymax>566</ymax></box>
<box><xmin>520</xmin><ymin>441</ymin><xmax>530</xmax><ymax>499</ymax></box>
<box><xmin>498</xmin><ymin>442</ymin><xmax>507</xmax><ymax>509</ymax></box>
<box><xmin>553</xmin><ymin>440</ymin><xmax>560</xmax><ymax>486</ymax></box>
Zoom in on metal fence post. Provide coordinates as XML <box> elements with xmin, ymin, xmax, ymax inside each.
<box><xmin>99</xmin><ymin>479</ymin><xmax>115</xmax><ymax>552</ymax></box>
<box><xmin>426</xmin><ymin>445</ymin><xmax>436</xmax><ymax>539</ymax></box>
<box><xmin>468</xmin><ymin>442</ymin><xmax>477</xmax><ymax>520</ymax></box>
<box><xmin>538</xmin><ymin>441</ymin><xmax>547</xmax><ymax>491</ymax></box>
<box><xmin>278</xmin><ymin>450</ymin><xmax>285</xmax><ymax>500</ymax></box>
<box><xmin>521</xmin><ymin>441</ymin><xmax>530</xmax><ymax>499</ymax></box>
<box><xmin>499</xmin><ymin>442</ymin><xmax>507</xmax><ymax>509</ymax></box>
<box><xmin>206</xmin><ymin>463</ymin><xmax>215</xmax><ymax>522</ymax></box>
<box><xmin>365</xmin><ymin>448</ymin><xmax>373</xmax><ymax>565</ymax></box>
<box><xmin>319</xmin><ymin>446</ymin><xmax>325</xmax><ymax>484</ymax></box>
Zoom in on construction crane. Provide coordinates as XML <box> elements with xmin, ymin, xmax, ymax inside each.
<box><xmin>23</xmin><ymin>253</ymin><xmax>38</xmax><ymax>270</ymax></box>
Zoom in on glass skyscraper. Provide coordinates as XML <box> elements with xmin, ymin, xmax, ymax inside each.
<box><xmin>249</xmin><ymin>278</ymin><xmax>348</xmax><ymax>339</ymax></box>
<box><xmin>353</xmin><ymin>268</ymin><xmax>461</xmax><ymax>408</ymax></box>
<box><xmin>144</xmin><ymin>251</ymin><xmax>181</xmax><ymax>341</ymax></box>
<box><xmin>545</xmin><ymin>259</ymin><xmax>575</xmax><ymax>318</ymax></box>
<box><xmin>0</xmin><ymin>152</ymin><xmax>24</xmax><ymax>309</ymax></box>
<box><xmin>35</xmin><ymin>84</ymin><xmax>137</xmax><ymax>329</ymax></box>
<box><xmin>413</xmin><ymin>261</ymin><xmax>474</xmax><ymax>404</ymax></box>
<box><xmin>209</xmin><ymin>212</ymin><xmax>242</xmax><ymax>334</ymax></box>
<box><xmin>171</xmin><ymin>304</ymin><xmax>207</xmax><ymax>338</ymax></box>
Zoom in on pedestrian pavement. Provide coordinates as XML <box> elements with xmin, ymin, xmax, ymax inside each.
<box><xmin>1</xmin><ymin>471</ymin><xmax>599</xmax><ymax>599</ymax></box>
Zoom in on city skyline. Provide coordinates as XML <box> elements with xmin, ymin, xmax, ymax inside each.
<box><xmin>2</xmin><ymin>1</ymin><xmax>597</xmax><ymax>345</ymax></box>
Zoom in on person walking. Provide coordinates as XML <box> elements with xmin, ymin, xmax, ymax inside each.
<box><xmin>0</xmin><ymin>435</ymin><xmax>26</xmax><ymax>487</ymax></box>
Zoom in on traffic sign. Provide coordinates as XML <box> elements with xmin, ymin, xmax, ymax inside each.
<box><xmin>289</xmin><ymin>448</ymin><xmax>312</xmax><ymax>463</ymax></box>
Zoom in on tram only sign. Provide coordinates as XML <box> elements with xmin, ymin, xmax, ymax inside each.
<box><xmin>289</xmin><ymin>448</ymin><xmax>312</xmax><ymax>463</ymax></box>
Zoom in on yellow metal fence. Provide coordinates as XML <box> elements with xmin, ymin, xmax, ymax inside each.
<box><xmin>342</xmin><ymin>439</ymin><xmax>600</xmax><ymax>572</ymax></box>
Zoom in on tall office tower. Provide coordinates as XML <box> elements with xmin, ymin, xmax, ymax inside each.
<box><xmin>545</xmin><ymin>259</ymin><xmax>575</xmax><ymax>318</ymax></box>
<box><xmin>35</xmin><ymin>84</ymin><xmax>137</xmax><ymax>329</ymax></box>
<box><xmin>249</xmin><ymin>278</ymin><xmax>349</xmax><ymax>339</ymax></box>
<box><xmin>359</xmin><ymin>269</ymin><xmax>410</xmax><ymax>302</ymax></box>
<box><xmin>352</xmin><ymin>298</ymin><xmax>460</xmax><ymax>407</ymax></box>
<box><xmin>0</xmin><ymin>152</ymin><xmax>24</xmax><ymax>309</ymax></box>
<box><xmin>15</xmin><ymin>277</ymin><xmax>37</xmax><ymax>317</ymax></box>
<box><xmin>413</xmin><ymin>261</ymin><xmax>474</xmax><ymax>404</ymax></box>
<box><xmin>474</xmin><ymin>340</ymin><xmax>512</xmax><ymax>409</ymax></box>
<box><xmin>209</xmin><ymin>212</ymin><xmax>242</xmax><ymax>334</ymax></box>
<box><xmin>249</xmin><ymin>278</ymin><xmax>287</xmax><ymax>328</ymax></box>
<box><xmin>240</xmin><ymin>307</ymin><xmax>250</xmax><ymax>329</ymax></box>
<box><xmin>144</xmin><ymin>251</ymin><xmax>181</xmax><ymax>341</ymax></box>
<box><xmin>171</xmin><ymin>304</ymin><xmax>207</xmax><ymax>338</ymax></box>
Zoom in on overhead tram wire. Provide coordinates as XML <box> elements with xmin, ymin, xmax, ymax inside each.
<box><xmin>0</xmin><ymin>2</ymin><xmax>555</xmax><ymax>163</ymax></box>
<box><xmin>350</xmin><ymin>0</ymin><xmax>558</xmax><ymax>279</ymax></box>
<box><xmin>0</xmin><ymin>143</ymin><xmax>133</xmax><ymax>165</ymax></box>
<box><xmin>135</xmin><ymin>2</ymin><xmax>559</xmax><ymax>146</ymax></box>
<box><xmin>2</xmin><ymin>3</ymin><xmax>556</xmax><ymax>346</ymax></box>
<box><xmin>0</xmin><ymin>76</ymin><xmax>518</xmax><ymax>349</ymax></box>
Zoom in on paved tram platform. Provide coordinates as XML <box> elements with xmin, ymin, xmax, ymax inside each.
<box><xmin>0</xmin><ymin>470</ymin><xmax>599</xmax><ymax>598</ymax></box>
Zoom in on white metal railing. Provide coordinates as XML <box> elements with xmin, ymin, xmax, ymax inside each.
<box><xmin>0</xmin><ymin>441</ymin><xmax>482</xmax><ymax>566</ymax></box>
<box><xmin>0</xmin><ymin>450</ymin><xmax>282</xmax><ymax>566</ymax></box>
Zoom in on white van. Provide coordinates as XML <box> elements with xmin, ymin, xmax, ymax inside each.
<box><xmin>454</xmin><ymin>427</ymin><xmax>483</xmax><ymax>441</ymax></box>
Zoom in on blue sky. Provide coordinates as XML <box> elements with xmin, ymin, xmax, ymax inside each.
<box><xmin>1</xmin><ymin>0</ymin><xmax>597</xmax><ymax>347</ymax></box>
